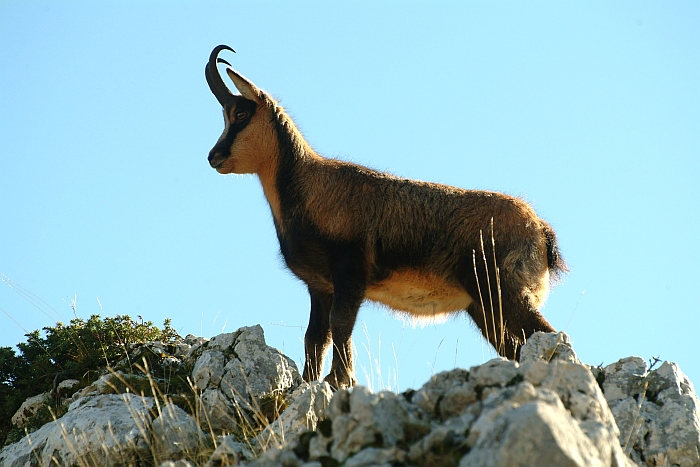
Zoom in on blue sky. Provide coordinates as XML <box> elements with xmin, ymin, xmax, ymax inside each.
<box><xmin>1</xmin><ymin>2</ymin><xmax>698</xmax><ymax>391</ymax></box>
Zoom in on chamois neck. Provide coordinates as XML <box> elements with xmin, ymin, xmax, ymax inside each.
<box><xmin>274</xmin><ymin>109</ymin><xmax>320</xmax><ymax>163</ymax></box>
<box><xmin>257</xmin><ymin>105</ymin><xmax>322</xmax><ymax>227</ymax></box>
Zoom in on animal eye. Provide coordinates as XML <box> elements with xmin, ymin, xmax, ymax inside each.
<box><xmin>235</xmin><ymin>111</ymin><xmax>248</xmax><ymax>121</ymax></box>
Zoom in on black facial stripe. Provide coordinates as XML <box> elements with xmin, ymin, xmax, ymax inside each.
<box><xmin>213</xmin><ymin>98</ymin><xmax>257</xmax><ymax>155</ymax></box>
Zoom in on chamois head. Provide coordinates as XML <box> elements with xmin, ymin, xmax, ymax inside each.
<box><xmin>206</xmin><ymin>45</ymin><xmax>277</xmax><ymax>175</ymax></box>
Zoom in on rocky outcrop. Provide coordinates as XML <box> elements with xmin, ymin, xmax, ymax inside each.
<box><xmin>286</xmin><ymin>356</ymin><xmax>632</xmax><ymax>467</ymax></box>
<box><xmin>1</xmin><ymin>324</ymin><xmax>304</xmax><ymax>466</ymax></box>
<box><xmin>0</xmin><ymin>393</ymin><xmax>155</xmax><ymax>467</ymax></box>
<box><xmin>1</xmin><ymin>327</ymin><xmax>699</xmax><ymax>467</ymax></box>
<box><xmin>191</xmin><ymin>325</ymin><xmax>303</xmax><ymax>434</ymax></box>
<box><xmin>10</xmin><ymin>379</ymin><xmax>81</xmax><ymax>429</ymax></box>
<box><xmin>595</xmin><ymin>357</ymin><xmax>700</xmax><ymax>467</ymax></box>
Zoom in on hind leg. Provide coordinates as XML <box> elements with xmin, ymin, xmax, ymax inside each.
<box><xmin>466</xmin><ymin>298</ymin><xmax>554</xmax><ymax>360</ymax></box>
<box><xmin>465</xmin><ymin>289</ymin><xmax>532</xmax><ymax>361</ymax></box>
<box><xmin>464</xmin><ymin>266</ymin><xmax>555</xmax><ymax>361</ymax></box>
<box><xmin>466</xmin><ymin>301</ymin><xmax>520</xmax><ymax>359</ymax></box>
<box><xmin>497</xmin><ymin>284</ymin><xmax>556</xmax><ymax>360</ymax></box>
<box><xmin>462</xmin><ymin>258</ymin><xmax>522</xmax><ymax>359</ymax></box>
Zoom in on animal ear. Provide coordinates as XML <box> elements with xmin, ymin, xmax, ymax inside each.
<box><xmin>226</xmin><ymin>68</ymin><xmax>263</xmax><ymax>104</ymax></box>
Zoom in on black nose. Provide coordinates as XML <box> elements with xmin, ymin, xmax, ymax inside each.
<box><xmin>208</xmin><ymin>148</ymin><xmax>227</xmax><ymax>169</ymax></box>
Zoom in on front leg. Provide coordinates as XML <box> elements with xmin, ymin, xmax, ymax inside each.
<box><xmin>303</xmin><ymin>288</ymin><xmax>333</xmax><ymax>382</ymax></box>
<box><xmin>325</xmin><ymin>253</ymin><xmax>366</xmax><ymax>389</ymax></box>
<box><xmin>325</xmin><ymin>290</ymin><xmax>363</xmax><ymax>389</ymax></box>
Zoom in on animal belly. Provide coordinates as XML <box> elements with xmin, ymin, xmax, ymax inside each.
<box><xmin>365</xmin><ymin>271</ymin><xmax>472</xmax><ymax>317</ymax></box>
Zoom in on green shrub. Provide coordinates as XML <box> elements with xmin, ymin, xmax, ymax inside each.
<box><xmin>0</xmin><ymin>314</ymin><xmax>180</xmax><ymax>446</ymax></box>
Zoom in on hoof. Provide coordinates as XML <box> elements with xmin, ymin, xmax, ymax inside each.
<box><xmin>324</xmin><ymin>372</ymin><xmax>357</xmax><ymax>390</ymax></box>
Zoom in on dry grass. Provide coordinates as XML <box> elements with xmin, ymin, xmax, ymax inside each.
<box><xmin>471</xmin><ymin>219</ymin><xmax>507</xmax><ymax>360</ymax></box>
<box><xmin>15</xmin><ymin>351</ymin><xmax>295</xmax><ymax>467</ymax></box>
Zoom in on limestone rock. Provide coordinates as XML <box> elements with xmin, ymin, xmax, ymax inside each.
<box><xmin>204</xmin><ymin>436</ymin><xmax>254</xmax><ymax>467</ymax></box>
<box><xmin>343</xmin><ymin>446</ymin><xmax>407</xmax><ymax>467</ymax></box>
<box><xmin>0</xmin><ymin>393</ymin><xmax>155</xmax><ymax>467</ymax></box>
<box><xmin>151</xmin><ymin>403</ymin><xmax>209</xmax><ymax>461</ymax></box>
<box><xmin>469</xmin><ymin>358</ymin><xmax>519</xmax><ymax>387</ymax></box>
<box><xmin>192</xmin><ymin>350</ymin><xmax>226</xmax><ymax>389</ymax></box>
<box><xmin>184</xmin><ymin>335</ymin><xmax>210</xmax><ymax>361</ymax></box>
<box><xmin>116</xmin><ymin>336</ymin><xmax>197</xmax><ymax>372</ymax></box>
<box><xmin>603</xmin><ymin>358</ymin><xmax>700</xmax><ymax>467</ymax></box>
<box><xmin>459</xmin><ymin>375</ymin><xmax>633</xmax><ymax>467</ymax></box>
<box><xmin>71</xmin><ymin>370</ymin><xmax>125</xmax><ymax>403</ymax></box>
<box><xmin>240</xmin><ymin>447</ymin><xmax>302</xmax><ymax>467</ymax></box>
<box><xmin>288</xmin><ymin>332</ymin><xmax>634</xmax><ymax>467</ymax></box>
<box><xmin>198</xmin><ymin>387</ymin><xmax>240</xmax><ymax>434</ymax></box>
<box><xmin>461</xmin><ymin>396</ymin><xmax>603</xmax><ymax>467</ymax></box>
<box><xmin>601</xmin><ymin>357</ymin><xmax>648</xmax><ymax>406</ymax></box>
<box><xmin>11</xmin><ymin>391</ymin><xmax>50</xmax><ymax>428</ymax></box>
<box><xmin>157</xmin><ymin>460</ymin><xmax>197</xmax><ymax>467</ymax></box>
<box><xmin>192</xmin><ymin>325</ymin><xmax>302</xmax><ymax>433</ymax></box>
<box><xmin>407</xmin><ymin>413</ymin><xmax>475</xmax><ymax>466</ymax></box>
<box><xmin>520</xmin><ymin>331</ymin><xmax>582</xmax><ymax>365</ymax></box>
<box><xmin>323</xmin><ymin>386</ymin><xmax>429</xmax><ymax>463</ymax></box>
<box><xmin>56</xmin><ymin>378</ymin><xmax>81</xmax><ymax>393</ymax></box>
<box><xmin>410</xmin><ymin>368</ymin><xmax>470</xmax><ymax>416</ymax></box>
<box><xmin>257</xmin><ymin>381</ymin><xmax>334</xmax><ymax>449</ymax></box>
<box><xmin>3</xmin><ymin>328</ymin><xmax>699</xmax><ymax>467</ymax></box>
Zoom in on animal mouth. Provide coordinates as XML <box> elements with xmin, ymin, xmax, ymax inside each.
<box><xmin>209</xmin><ymin>154</ymin><xmax>228</xmax><ymax>170</ymax></box>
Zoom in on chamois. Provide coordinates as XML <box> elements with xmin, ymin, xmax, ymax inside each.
<box><xmin>205</xmin><ymin>45</ymin><xmax>567</xmax><ymax>389</ymax></box>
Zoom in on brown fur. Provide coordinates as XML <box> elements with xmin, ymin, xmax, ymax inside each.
<box><xmin>206</xmin><ymin>46</ymin><xmax>566</xmax><ymax>388</ymax></box>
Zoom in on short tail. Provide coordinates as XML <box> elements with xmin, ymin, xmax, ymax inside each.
<box><xmin>543</xmin><ymin>223</ymin><xmax>568</xmax><ymax>282</ymax></box>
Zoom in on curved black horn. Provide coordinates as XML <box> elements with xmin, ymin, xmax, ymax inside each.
<box><xmin>206</xmin><ymin>45</ymin><xmax>236</xmax><ymax>107</ymax></box>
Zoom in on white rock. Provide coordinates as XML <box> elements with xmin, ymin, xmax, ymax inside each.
<box><xmin>469</xmin><ymin>358</ymin><xmax>519</xmax><ymax>387</ymax></box>
<box><xmin>220</xmin><ymin>326</ymin><xmax>300</xmax><ymax>402</ymax></box>
<box><xmin>193</xmin><ymin>325</ymin><xmax>302</xmax><ymax>434</ymax></box>
<box><xmin>297</xmin><ymin>335</ymin><xmax>634</xmax><ymax>467</ymax></box>
<box><xmin>602</xmin><ymin>357</ymin><xmax>647</xmax><ymax>406</ymax></box>
<box><xmin>238</xmin><ymin>447</ymin><xmax>300</xmax><ymax>467</ymax></box>
<box><xmin>524</xmin><ymin>360</ymin><xmax>612</xmax><ymax>423</ymax></box>
<box><xmin>8</xmin><ymin>328</ymin><xmax>698</xmax><ymax>467</ymax></box>
<box><xmin>151</xmin><ymin>403</ymin><xmax>208</xmax><ymax>461</ymax></box>
<box><xmin>11</xmin><ymin>392</ymin><xmax>50</xmax><ymax>428</ymax></box>
<box><xmin>72</xmin><ymin>370</ymin><xmax>124</xmax><ymax>402</ymax></box>
<box><xmin>157</xmin><ymin>460</ymin><xmax>196</xmax><ymax>467</ymax></box>
<box><xmin>518</xmin><ymin>360</ymin><xmax>632</xmax><ymax>466</ymax></box>
<box><xmin>204</xmin><ymin>435</ymin><xmax>254</xmax><ymax>467</ymax></box>
<box><xmin>184</xmin><ymin>334</ymin><xmax>204</xmax><ymax>345</ymax></box>
<box><xmin>57</xmin><ymin>378</ymin><xmax>80</xmax><ymax>391</ymax></box>
<box><xmin>322</xmin><ymin>387</ymin><xmax>419</xmax><ymax>463</ymax></box>
<box><xmin>343</xmin><ymin>446</ymin><xmax>406</xmax><ymax>467</ymax></box>
<box><xmin>411</xmin><ymin>368</ymin><xmax>470</xmax><ymax>415</ymax></box>
<box><xmin>438</xmin><ymin>380</ymin><xmax>478</xmax><ymax>420</ymax></box>
<box><xmin>520</xmin><ymin>331</ymin><xmax>581</xmax><ymax>365</ymax></box>
<box><xmin>407</xmin><ymin>413</ymin><xmax>474</xmax><ymax>465</ymax></box>
<box><xmin>197</xmin><ymin>387</ymin><xmax>240</xmax><ymax>434</ymax></box>
<box><xmin>604</xmin><ymin>359</ymin><xmax>700</xmax><ymax>467</ymax></box>
<box><xmin>257</xmin><ymin>381</ymin><xmax>333</xmax><ymax>449</ymax></box>
<box><xmin>192</xmin><ymin>350</ymin><xmax>226</xmax><ymax>390</ymax></box>
<box><xmin>0</xmin><ymin>394</ymin><xmax>155</xmax><ymax>467</ymax></box>
<box><xmin>184</xmin><ymin>335</ymin><xmax>209</xmax><ymax>361</ymax></box>
<box><xmin>461</xmin><ymin>397</ymin><xmax>604</xmax><ymax>467</ymax></box>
